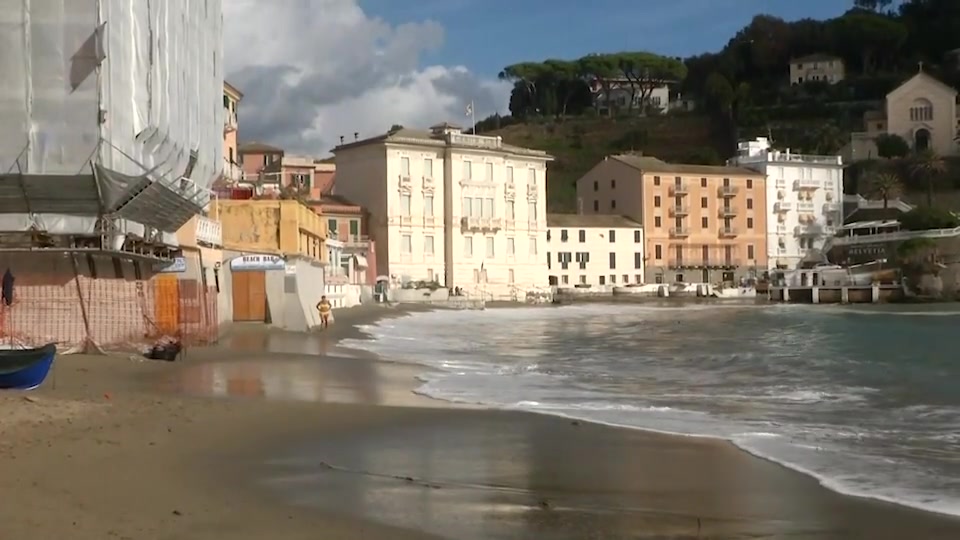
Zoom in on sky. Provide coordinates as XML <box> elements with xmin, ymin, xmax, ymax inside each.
<box><xmin>224</xmin><ymin>0</ymin><xmax>852</xmax><ymax>157</ymax></box>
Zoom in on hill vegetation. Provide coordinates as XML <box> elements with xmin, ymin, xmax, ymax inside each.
<box><xmin>475</xmin><ymin>0</ymin><xmax>960</xmax><ymax>211</ymax></box>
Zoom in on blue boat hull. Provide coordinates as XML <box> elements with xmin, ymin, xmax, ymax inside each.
<box><xmin>0</xmin><ymin>344</ymin><xmax>56</xmax><ymax>390</ymax></box>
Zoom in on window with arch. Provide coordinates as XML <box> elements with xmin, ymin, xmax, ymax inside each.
<box><xmin>909</xmin><ymin>98</ymin><xmax>934</xmax><ymax>122</ymax></box>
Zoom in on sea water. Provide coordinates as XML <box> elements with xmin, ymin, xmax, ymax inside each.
<box><xmin>339</xmin><ymin>303</ymin><xmax>960</xmax><ymax>517</ymax></box>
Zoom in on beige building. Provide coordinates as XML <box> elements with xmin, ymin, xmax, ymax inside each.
<box><xmin>222</xmin><ymin>82</ymin><xmax>243</xmax><ymax>183</ymax></box>
<box><xmin>789</xmin><ymin>54</ymin><xmax>845</xmax><ymax>85</ymax></box>
<box><xmin>577</xmin><ymin>155</ymin><xmax>768</xmax><ymax>284</ymax></box>
<box><xmin>332</xmin><ymin>123</ymin><xmax>552</xmax><ymax>299</ymax></box>
<box><xmin>847</xmin><ymin>70</ymin><xmax>959</xmax><ymax>160</ymax></box>
<box><xmin>546</xmin><ymin>214</ymin><xmax>644</xmax><ymax>288</ymax></box>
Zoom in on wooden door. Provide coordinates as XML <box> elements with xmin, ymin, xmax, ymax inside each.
<box><xmin>231</xmin><ymin>271</ymin><xmax>267</xmax><ymax>322</ymax></box>
<box><xmin>154</xmin><ymin>274</ymin><xmax>180</xmax><ymax>335</ymax></box>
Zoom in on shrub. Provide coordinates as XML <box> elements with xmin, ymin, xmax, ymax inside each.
<box><xmin>898</xmin><ymin>207</ymin><xmax>960</xmax><ymax>231</ymax></box>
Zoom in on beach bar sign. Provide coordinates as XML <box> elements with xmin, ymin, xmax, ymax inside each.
<box><xmin>153</xmin><ymin>257</ymin><xmax>186</xmax><ymax>273</ymax></box>
<box><xmin>230</xmin><ymin>254</ymin><xmax>285</xmax><ymax>272</ymax></box>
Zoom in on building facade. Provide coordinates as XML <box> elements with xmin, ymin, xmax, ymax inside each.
<box><xmin>731</xmin><ymin>138</ymin><xmax>844</xmax><ymax>270</ymax></box>
<box><xmin>576</xmin><ymin>155</ymin><xmax>768</xmax><ymax>284</ymax></box>
<box><xmin>332</xmin><ymin>124</ymin><xmax>551</xmax><ymax>299</ymax></box>
<box><xmin>222</xmin><ymin>82</ymin><xmax>243</xmax><ymax>184</ymax></box>
<box><xmin>847</xmin><ymin>70</ymin><xmax>959</xmax><ymax>161</ymax></box>
<box><xmin>789</xmin><ymin>54</ymin><xmax>846</xmax><ymax>85</ymax></box>
<box><xmin>309</xmin><ymin>195</ymin><xmax>377</xmax><ymax>285</ymax></box>
<box><xmin>590</xmin><ymin>79</ymin><xmax>672</xmax><ymax>115</ymax></box>
<box><xmin>546</xmin><ymin>214</ymin><xmax>644</xmax><ymax>287</ymax></box>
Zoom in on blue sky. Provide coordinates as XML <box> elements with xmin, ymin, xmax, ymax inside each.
<box><xmin>359</xmin><ymin>0</ymin><xmax>852</xmax><ymax>77</ymax></box>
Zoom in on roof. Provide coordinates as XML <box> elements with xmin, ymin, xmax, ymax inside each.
<box><xmin>238</xmin><ymin>142</ymin><xmax>284</xmax><ymax>154</ymax></box>
<box><xmin>331</xmin><ymin>126</ymin><xmax>552</xmax><ymax>160</ymax></box>
<box><xmin>791</xmin><ymin>53</ymin><xmax>842</xmax><ymax>64</ymax></box>
<box><xmin>223</xmin><ymin>80</ymin><xmax>244</xmax><ymax>99</ymax></box>
<box><xmin>888</xmin><ymin>71</ymin><xmax>958</xmax><ymax>99</ymax></box>
<box><xmin>841</xmin><ymin>219</ymin><xmax>900</xmax><ymax>230</ymax></box>
<box><xmin>843</xmin><ymin>207</ymin><xmax>905</xmax><ymax>224</ymax></box>
<box><xmin>608</xmin><ymin>154</ymin><xmax>759</xmax><ymax>176</ymax></box>
<box><xmin>546</xmin><ymin>213</ymin><xmax>641</xmax><ymax>228</ymax></box>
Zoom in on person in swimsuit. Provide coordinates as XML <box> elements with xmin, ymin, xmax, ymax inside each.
<box><xmin>316</xmin><ymin>295</ymin><xmax>332</xmax><ymax>328</ymax></box>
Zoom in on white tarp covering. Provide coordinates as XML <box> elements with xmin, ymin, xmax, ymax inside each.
<box><xmin>0</xmin><ymin>0</ymin><xmax>223</xmax><ymax>234</ymax></box>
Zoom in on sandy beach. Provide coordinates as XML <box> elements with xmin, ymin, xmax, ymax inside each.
<box><xmin>2</xmin><ymin>305</ymin><xmax>960</xmax><ymax>539</ymax></box>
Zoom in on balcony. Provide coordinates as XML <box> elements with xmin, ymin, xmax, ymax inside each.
<box><xmin>719</xmin><ymin>227</ymin><xmax>738</xmax><ymax>237</ymax></box>
<box><xmin>795</xmin><ymin>178</ymin><xmax>820</xmax><ymax>190</ymax></box>
<box><xmin>794</xmin><ymin>225</ymin><xmax>823</xmax><ymax>237</ymax></box>
<box><xmin>774</xmin><ymin>201</ymin><xmax>793</xmax><ymax>213</ymax></box>
<box><xmin>669</xmin><ymin>205</ymin><xmax>690</xmax><ymax>216</ymax></box>
<box><xmin>195</xmin><ymin>216</ymin><xmax>222</xmax><ymax>247</ymax></box>
<box><xmin>775</xmin><ymin>224</ymin><xmax>787</xmax><ymax>235</ymax></box>
<box><xmin>796</xmin><ymin>201</ymin><xmax>816</xmax><ymax>213</ymax></box>
<box><xmin>222</xmin><ymin>158</ymin><xmax>243</xmax><ymax>182</ymax></box>
<box><xmin>223</xmin><ymin>108</ymin><xmax>237</xmax><ymax>132</ymax></box>
<box><xmin>718</xmin><ymin>206</ymin><xmax>737</xmax><ymax>217</ymax></box>
<box><xmin>669</xmin><ymin>182</ymin><xmax>690</xmax><ymax>196</ymax></box>
<box><xmin>423</xmin><ymin>176</ymin><xmax>436</xmax><ymax>191</ymax></box>
<box><xmin>774</xmin><ymin>179</ymin><xmax>787</xmax><ymax>189</ymax></box>
<box><xmin>344</xmin><ymin>234</ymin><xmax>370</xmax><ymax>247</ymax></box>
<box><xmin>461</xmin><ymin>216</ymin><xmax>502</xmax><ymax>231</ymax></box>
<box><xmin>669</xmin><ymin>227</ymin><xmax>690</xmax><ymax>238</ymax></box>
<box><xmin>823</xmin><ymin>202</ymin><xmax>840</xmax><ymax>213</ymax></box>
<box><xmin>718</xmin><ymin>185</ymin><xmax>739</xmax><ymax>197</ymax></box>
<box><xmin>399</xmin><ymin>174</ymin><xmax>412</xmax><ymax>189</ymax></box>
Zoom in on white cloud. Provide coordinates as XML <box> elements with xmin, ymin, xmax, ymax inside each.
<box><xmin>223</xmin><ymin>0</ymin><xmax>511</xmax><ymax>156</ymax></box>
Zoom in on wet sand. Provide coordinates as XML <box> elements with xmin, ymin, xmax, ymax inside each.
<box><xmin>2</xmin><ymin>304</ymin><xmax>959</xmax><ymax>539</ymax></box>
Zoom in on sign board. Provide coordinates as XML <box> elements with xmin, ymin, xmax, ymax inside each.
<box><xmin>284</xmin><ymin>263</ymin><xmax>297</xmax><ymax>275</ymax></box>
<box><xmin>230</xmin><ymin>254</ymin><xmax>285</xmax><ymax>272</ymax></box>
<box><xmin>154</xmin><ymin>257</ymin><xmax>186</xmax><ymax>273</ymax></box>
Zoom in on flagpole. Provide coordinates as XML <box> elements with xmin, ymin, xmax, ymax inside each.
<box><xmin>471</xmin><ymin>100</ymin><xmax>476</xmax><ymax>134</ymax></box>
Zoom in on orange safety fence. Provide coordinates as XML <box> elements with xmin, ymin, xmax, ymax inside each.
<box><xmin>0</xmin><ymin>275</ymin><xmax>219</xmax><ymax>352</ymax></box>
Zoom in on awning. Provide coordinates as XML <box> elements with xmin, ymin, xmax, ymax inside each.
<box><xmin>354</xmin><ymin>254</ymin><xmax>368</xmax><ymax>268</ymax></box>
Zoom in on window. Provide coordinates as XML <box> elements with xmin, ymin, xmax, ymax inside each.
<box><xmin>702</xmin><ymin>245</ymin><xmax>709</xmax><ymax>263</ymax></box>
<box><xmin>483</xmin><ymin>197</ymin><xmax>494</xmax><ymax>217</ymax></box>
<box><xmin>702</xmin><ymin>217</ymin><xmax>708</xmax><ymax>228</ymax></box>
<box><xmin>593</xmin><ymin>200</ymin><xmax>599</xmax><ymax>211</ymax></box>
<box><xmin>634</xmin><ymin>230</ymin><xmax>641</xmax><ymax>243</ymax></box>
<box><xmin>463</xmin><ymin>160</ymin><xmax>472</xmax><ymax>180</ymax></box>
<box><xmin>576</xmin><ymin>252</ymin><xmax>589</xmax><ymax>269</ymax></box>
<box><xmin>653</xmin><ymin>175</ymin><xmax>661</xmax><ymax>186</ymax></box>
<box><xmin>701</xmin><ymin>197</ymin><xmax>708</xmax><ymax>208</ymax></box>
<box><xmin>654</xmin><ymin>216</ymin><xmax>661</xmax><ymax>227</ymax></box>
<box><xmin>470</xmin><ymin>198</ymin><xmax>481</xmax><ymax>217</ymax></box>
<box><xmin>910</xmin><ymin>103</ymin><xmax>934</xmax><ymax>121</ymax></box>
<box><xmin>486</xmin><ymin>237</ymin><xmax>495</xmax><ymax>258</ymax></box>
<box><xmin>547</xmin><ymin>251</ymin><xmax>551</xmax><ymax>269</ymax></box>
<box><xmin>529</xmin><ymin>237</ymin><xmax>538</xmax><ymax>255</ymax></box>
<box><xmin>655</xmin><ymin>245</ymin><xmax>662</xmax><ymax>259</ymax></box>
<box><xmin>609</xmin><ymin>274</ymin><xmax>616</xmax><ymax>284</ymax></box>
<box><xmin>328</xmin><ymin>218</ymin><xmax>338</xmax><ymax>234</ymax></box>
<box><xmin>609</xmin><ymin>252</ymin><xmax>616</xmax><ymax>269</ymax></box>
<box><xmin>654</xmin><ymin>196</ymin><xmax>661</xmax><ymax>207</ymax></box>
<box><xmin>611</xmin><ymin>199</ymin><xmax>617</xmax><ymax>210</ymax></box>
<box><xmin>559</xmin><ymin>252</ymin><xmax>572</xmax><ymax>270</ymax></box>
<box><xmin>400</xmin><ymin>157</ymin><xmax>410</xmax><ymax>176</ymax></box>
<box><xmin>508</xmin><ymin>269</ymin><xmax>515</xmax><ymax>283</ymax></box>
<box><xmin>528</xmin><ymin>202</ymin><xmax>537</xmax><ymax>221</ymax></box>
<box><xmin>676</xmin><ymin>273</ymin><xmax>684</xmax><ymax>283</ymax></box>
<box><xmin>609</xmin><ymin>230</ymin><xmax>616</xmax><ymax>242</ymax></box>
<box><xmin>579</xmin><ymin>229</ymin><xmax>586</xmax><ymax>242</ymax></box>
<box><xmin>561</xmin><ymin>229</ymin><xmax>569</xmax><ymax>242</ymax></box>
<box><xmin>473</xmin><ymin>269</ymin><xmax>480</xmax><ymax>283</ymax></box>
<box><xmin>561</xmin><ymin>275</ymin><xmax>569</xmax><ymax>285</ymax></box>
<box><xmin>462</xmin><ymin>197</ymin><xmax>471</xmax><ymax>217</ymax></box>
<box><xmin>634</xmin><ymin>253</ymin><xmax>643</xmax><ymax>268</ymax></box>
<box><xmin>635</xmin><ymin>274</ymin><xmax>642</xmax><ymax>283</ymax></box>
<box><xmin>599</xmin><ymin>275</ymin><xmax>606</xmax><ymax>285</ymax></box>
<box><xmin>528</xmin><ymin>168</ymin><xmax>536</xmax><ymax>185</ymax></box>
<box><xmin>747</xmin><ymin>217</ymin><xmax>754</xmax><ymax>229</ymax></box>
<box><xmin>747</xmin><ymin>244</ymin><xmax>755</xmax><ymax>260</ymax></box>
<box><xmin>400</xmin><ymin>193</ymin><xmax>412</xmax><ymax>216</ymax></box>
<box><xmin>746</xmin><ymin>198</ymin><xmax>753</xmax><ymax>210</ymax></box>
<box><xmin>424</xmin><ymin>235</ymin><xmax>435</xmax><ymax>255</ymax></box>
<box><xmin>401</xmin><ymin>234</ymin><xmax>412</xmax><ymax>254</ymax></box>
<box><xmin>580</xmin><ymin>275</ymin><xmax>587</xmax><ymax>284</ymax></box>
<box><xmin>424</xmin><ymin>158</ymin><xmax>433</xmax><ymax>178</ymax></box>
<box><xmin>611</xmin><ymin>179</ymin><xmax>616</xmax><ymax>189</ymax></box>
<box><xmin>507</xmin><ymin>237</ymin><xmax>515</xmax><ymax>255</ymax></box>
<box><xmin>701</xmin><ymin>177</ymin><xmax>707</xmax><ymax>187</ymax></box>
<box><xmin>464</xmin><ymin>236</ymin><xmax>473</xmax><ymax>257</ymax></box>
<box><xmin>746</xmin><ymin>179</ymin><xmax>753</xmax><ymax>189</ymax></box>
<box><xmin>593</xmin><ymin>180</ymin><xmax>599</xmax><ymax>192</ymax></box>
<box><xmin>505</xmin><ymin>200</ymin><xmax>515</xmax><ymax>219</ymax></box>
<box><xmin>417</xmin><ymin>194</ymin><xmax>431</xmax><ymax>217</ymax></box>
<box><xmin>349</xmin><ymin>220</ymin><xmax>359</xmax><ymax>236</ymax></box>
<box><xmin>486</xmin><ymin>162</ymin><xmax>494</xmax><ymax>182</ymax></box>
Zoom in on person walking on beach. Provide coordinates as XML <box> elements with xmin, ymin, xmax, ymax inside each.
<box><xmin>316</xmin><ymin>295</ymin><xmax>333</xmax><ymax>329</ymax></box>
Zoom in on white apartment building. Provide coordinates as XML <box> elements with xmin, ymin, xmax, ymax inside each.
<box><xmin>731</xmin><ymin>138</ymin><xmax>844</xmax><ymax>270</ymax></box>
<box><xmin>546</xmin><ymin>214</ymin><xmax>644</xmax><ymax>288</ymax></box>
<box><xmin>332</xmin><ymin>123</ymin><xmax>552</xmax><ymax>299</ymax></box>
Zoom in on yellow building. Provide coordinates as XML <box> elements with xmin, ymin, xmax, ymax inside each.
<box><xmin>210</xmin><ymin>199</ymin><xmax>327</xmax><ymax>263</ymax></box>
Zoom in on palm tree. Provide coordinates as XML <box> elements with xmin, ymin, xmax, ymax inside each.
<box><xmin>863</xmin><ymin>171</ymin><xmax>904</xmax><ymax>209</ymax></box>
<box><xmin>910</xmin><ymin>149</ymin><xmax>946</xmax><ymax>207</ymax></box>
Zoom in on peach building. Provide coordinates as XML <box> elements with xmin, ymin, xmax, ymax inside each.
<box><xmin>307</xmin><ymin>194</ymin><xmax>377</xmax><ymax>285</ymax></box>
<box><xmin>222</xmin><ymin>82</ymin><xmax>243</xmax><ymax>183</ymax></box>
<box><xmin>577</xmin><ymin>155</ymin><xmax>768</xmax><ymax>284</ymax></box>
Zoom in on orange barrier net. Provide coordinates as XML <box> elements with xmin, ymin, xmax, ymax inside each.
<box><xmin>0</xmin><ymin>275</ymin><xmax>218</xmax><ymax>352</ymax></box>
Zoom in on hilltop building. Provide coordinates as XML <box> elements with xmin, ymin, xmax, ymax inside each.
<box><xmin>576</xmin><ymin>155</ymin><xmax>767</xmax><ymax>284</ymax></box>
<box><xmin>332</xmin><ymin>123</ymin><xmax>552</xmax><ymax>299</ymax></box>
<box><xmin>789</xmin><ymin>54</ymin><xmax>846</xmax><ymax>85</ymax></box>
<box><xmin>730</xmin><ymin>138</ymin><xmax>844</xmax><ymax>270</ymax></box>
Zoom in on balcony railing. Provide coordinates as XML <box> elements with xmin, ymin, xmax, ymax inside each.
<box><xmin>669</xmin><ymin>205</ymin><xmax>690</xmax><ymax>216</ymax></box>
<box><xmin>719</xmin><ymin>227</ymin><xmax>738</xmax><ymax>237</ymax></box>
<box><xmin>669</xmin><ymin>182</ymin><xmax>689</xmax><ymax>195</ymax></box>
<box><xmin>344</xmin><ymin>234</ymin><xmax>370</xmax><ymax>246</ymax></box>
<box><xmin>718</xmin><ymin>206</ymin><xmax>737</xmax><ymax>217</ymax></box>
<box><xmin>796</xmin><ymin>201</ymin><xmax>816</xmax><ymax>213</ymax></box>
<box><xmin>795</xmin><ymin>178</ymin><xmax>820</xmax><ymax>190</ymax></box>
<box><xmin>718</xmin><ymin>185</ymin><xmax>739</xmax><ymax>197</ymax></box>
<box><xmin>823</xmin><ymin>202</ymin><xmax>840</xmax><ymax>213</ymax></box>
<box><xmin>669</xmin><ymin>227</ymin><xmax>690</xmax><ymax>238</ymax></box>
<box><xmin>195</xmin><ymin>216</ymin><xmax>222</xmax><ymax>247</ymax></box>
<box><xmin>775</xmin><ymin>179</ymin><xmax>787</xmax><ymax>189</ymax></box>
<box><xmin>774</xmin><ymin>201</ymin><xmax>793</xmax><ymax>213</ymax></box>
<box><xmin>461</xmin><ymin>217</ymin><xmax>502</xmax><ymax>231</ymax></box>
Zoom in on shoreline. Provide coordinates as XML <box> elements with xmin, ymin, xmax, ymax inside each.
<box><xmin>1</xmin><ymin>304</ymin><xmax>958</xmax><ymax>538</ymax></box>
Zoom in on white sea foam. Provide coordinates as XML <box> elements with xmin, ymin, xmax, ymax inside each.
<box><xmin>341</xmin><ymin>304</ymin><xmax>960</xmax><ymax>518</ymax></box>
